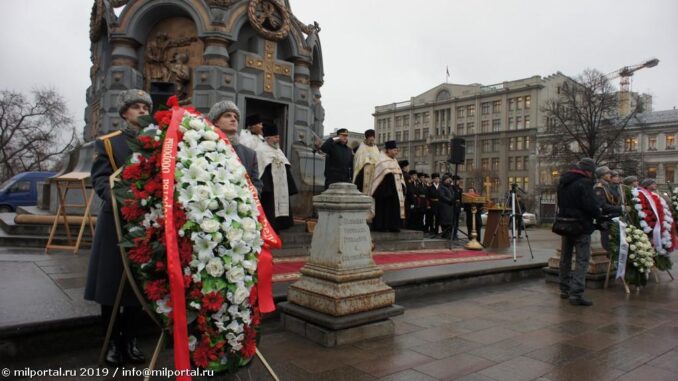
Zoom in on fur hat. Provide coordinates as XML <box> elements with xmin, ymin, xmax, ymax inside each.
<box><xmin>640</xmin><ymin>178</ymin><xmax>656</xmax><ymax>188</ymax></box>
<box><xmin>385</xmin><ymin>140</ymin><xmax>397</xmax><ymax>150</ymax></box>
<box><xmin>623</xmin><ymin>176</ymin><xmax>638</xmax><ymax>186</ymax></box>
<box><xmin>595</xmin><ymin>166</ymin><xmax>611</xmax><ymax>178</ymax></box>
<box><xmin>398</xmin><ymin>160</ymin><xmax>409</xmax><ymax>168</ymax></box>
<box><xmin>364</xmin><ymin>129</ymin><xmax>375</xmax><ymax>138</ymax></box>
<box><xmin>208</xmin><ymin>100</ymin><xmax>240</xmax><ymax>122</ymax></box>
<box><xmin>577</xmin><ymin>157</ymin><xmax>596</xmax><ymax>173</ymax></box>
<box><xmin>117</xmin><ymin>89</ymin><xmax>152</xmax><ymax>117</ymax></box>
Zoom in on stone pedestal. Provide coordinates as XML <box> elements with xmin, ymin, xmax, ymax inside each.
<box><xmin>279</xmin><ymin>183</ymin><xmax>403</xmax><ymax>347</ymax></box>
<box><xmin>543</xmin><ymin>232</ymin><xmax>612</xmax><ymax>288</ymax></box>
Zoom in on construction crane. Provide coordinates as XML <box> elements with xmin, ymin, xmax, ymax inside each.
<box><xmin>606</xmin><ymin>58</ymin><xmax>659</xmax><ymax>115</ymax></box>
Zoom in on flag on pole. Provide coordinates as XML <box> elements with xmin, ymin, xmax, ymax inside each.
<box><xmin>446</xmin><ymin>66</ymin><xmax>450</xmax><ymax>83</ymax></box>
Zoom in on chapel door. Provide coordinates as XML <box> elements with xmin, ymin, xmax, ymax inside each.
<box><xmin>244</xmin><ymin>98</ymin><xmax>289</xmax><ymax>154</ymax></box>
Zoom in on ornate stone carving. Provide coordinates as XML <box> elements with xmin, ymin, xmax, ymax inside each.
<box><xmin>292</xmin><ymin>16</ymin><xmax>321</xmax><ymax>36</ymax></box>
<box><xmin>145</xmin><ymin>32</ymin><xmax>197</xmax><ymax>83</ymax></box>
<box><xmin>247</xmin><ymin>0</ymin><xmax>290</xmax><ymax>41</ymax></box>
<box><xmin>89</xmin><ymin>0</ymin><xmax>105</xmax><ymax>42</ymax></box>
<box><xmin>244</xmin><ymin>40</ymin><xmax>292</xmax><ymax>93</ymax></box>
<box><xmin>205</xmin><ymin>0</ymin><xmax>235</xmax><ymax>7</ymax></box>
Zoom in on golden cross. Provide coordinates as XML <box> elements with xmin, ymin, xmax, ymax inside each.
<box><xmin>245</xmin><ymin>40</ymin><xmax>292</xmax><ymax>93</ymax></box>
<box><xmin>483</xmin><ymin>176</ymin><xmax>492</xmax><ymax>196</ymax></box>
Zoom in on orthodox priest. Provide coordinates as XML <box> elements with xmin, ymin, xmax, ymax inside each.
<box><xmin>353</xmin><ymin>129</ymin><xmax>380</xmax><ymax>194</ymax></box>
<box><xmin>369</xmin><ymin>140</ymin><xmax>406</xmax><ymax>232</ymax></box>
<box><xmin>256</xmin><ymin>123</ymin><xmax>298</xmax><ymax>232</ymax></box>
<box><xmin>240</xmin><ymin>114</ymin><xmax>264</xmax><ymax>151</ymax></box>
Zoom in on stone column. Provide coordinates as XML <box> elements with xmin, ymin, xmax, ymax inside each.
<box><xmin>279</xmin><ymin>183</ymin><xmax>403</xmax><ymax>347</ymax></box>
<box><xmin>203</xmin><ymin>36</ymin><xmax>230</xmax><ymax>67</ymax></box>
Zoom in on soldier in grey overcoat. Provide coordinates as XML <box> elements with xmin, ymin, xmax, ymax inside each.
<box><xmin>84</xmin><ymin>89</ymin><xmax>150</xmax><ymax>366</ymax></box>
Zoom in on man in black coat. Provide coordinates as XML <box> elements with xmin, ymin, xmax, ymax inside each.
<box><xmin>85</xmin><ymin>89</ymin><xmax>150</xmax><ymax>366</ymax></box>
<box><xmin>319</xmin><ymin>128</ymin><xmax>353</xmax><ymax>189</ymax></box>
<box><xmin>438</xmin><ymin>175</ymin><xmax>455</xmax><ymax>238</ymax></box>
<box><xmin>557</xmin><ymin>157</ymin><xmax>602</xmax><ymax>306</ymax></box>
<box><xmin>426</xmin><ymin>173</ymin><xmax>442</xmax><ymax>236</ymax></box>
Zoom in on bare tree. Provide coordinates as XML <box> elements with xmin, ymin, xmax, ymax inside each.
<box><xmin>0</xmin><ymin>89</ymin><xmax>79</xmax><ymax>183</ymax></box>
<box><xmin>541</xmin><ymin>69</ymin><xmax>642</xmax><ymax>167</ymax></box>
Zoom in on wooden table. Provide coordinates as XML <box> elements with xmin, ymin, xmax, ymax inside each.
<box><xmin>483</xmin><ymin>207</ymin><xmax>510</xmax><ymax>249</ymax></box>
<box><xmin>45</xmin><ymin>172</ymin><xmax>95</xmax><ymax>254</ymax></box>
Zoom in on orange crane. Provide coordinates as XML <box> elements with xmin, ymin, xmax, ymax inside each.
<box><xmin>606</xmin><ymin>58</ymin><xmax>659</xmax><ymax>115</ymax></box>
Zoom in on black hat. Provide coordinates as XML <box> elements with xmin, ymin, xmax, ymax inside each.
<box><xmin>408</xmin><ymin>170</ymin><xmax>418</xmax><ymax>175</ymax></box>
<box><xmin>385</xmin><ymin>140</ymin><xmax>397</xmax><ymax>149</ymax></box>
<box><xmin>245</xmin><ymin>114</ymin><xmax>262</xmax><ymax>127</ymax></box>
<box><xmin>365</xmin><ymin>129</ymin><xmax>375</xmax><ymax>138</ymax></box>
<box><xmin>398</xmin><ymin>160</ymin><xmax>409</xmax><ymax>168</ymax></box>
<box><xmin>431</xmin><ymin>173</ymin><xmax>440</xmax><ymax>179</ymax></box>
<box><xmin>336</xmin><ymin>128</ymin><xmax>349</xmax><ymax>135</ymax></box>
<box><xmin>263</xmin><ymin>123</ymin><xmax>279</xmax><ymax>137</ymax></box>
<box><xmin>452</xmin><ymin>175</ymin><xmax>461</xmax><ymax>180</ymax></box>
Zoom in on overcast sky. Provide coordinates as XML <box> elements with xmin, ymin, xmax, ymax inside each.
<box><xmin>1</xmin><ymin>0</ymin><xmax>676</xmax><ymax>137</ymax></box>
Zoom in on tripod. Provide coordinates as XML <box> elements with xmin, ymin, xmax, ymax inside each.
<box><xmin>487</xmin><ymin>184</ymin><xmax>534</xmax><ymax>262</ymax></box>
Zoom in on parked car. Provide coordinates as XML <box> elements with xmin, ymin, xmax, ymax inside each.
<box><xmin>0</xmin><ymin>172</ymin><xmax>56</xmax><ymax>212</ymax></box>
<box><xmin>481</xmin><ymin>211</ymin><xmax>537</xmax><ymax>227</ymax></box>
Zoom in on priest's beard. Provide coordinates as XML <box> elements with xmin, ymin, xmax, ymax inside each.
<box><xmin>227</xmin><ymin>133</ymin><xmax>239</xmax><ymax>145</ymax></box>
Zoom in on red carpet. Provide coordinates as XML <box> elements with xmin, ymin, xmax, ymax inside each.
<box><xmin>272</xmin><ymin>249</ymin><xmax>513</xmax><ymax>283</ymax></box>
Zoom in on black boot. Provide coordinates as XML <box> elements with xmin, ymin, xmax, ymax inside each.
<box><xmin>105</xmin><ymin>338</ymin><xmax>124</xmax><ymax>366</ymax></box>
<box><xmin>569</xmin><ymin>297</ymin><xmax>593</xmax><ymax>306</ymax></box>
<box><xmin>125</xmin><ymin>337</ymin><xmax>146</xmax><ymax>364</ymax></box>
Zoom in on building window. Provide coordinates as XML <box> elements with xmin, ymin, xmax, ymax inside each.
<box><xmin>524</xmin><ymin>115</ymin><xmax>530</xmax><ymax>129</ymax></box>
<box><xmin>508</xmin><ymin>117</ymin><xmax>514</xmax><ymax>130</ymax></box>
<box><xmin>516</xmin><ymin>157</ymin><xmax>524</xmax><ymax>170</ymax></box>
<box><xmin>647</xmin><ymin>166</ymin><xmax>657</xmax><ymax>179</ymax></box>
<box><xmin>648</xmin><ymin>135</ymin><xmax>657</xmax><ymax>151</ymax></box>
<box><xmin>523</xmin><ymin>176</ymin><xmax>529</xmax><ymax>191</ymax></box>
<box><xmin>482</xmin><ymin>102</ymin><xmax>490</xmax><ymax>115</ymax></box>
<box><xmin>395</xmin><ymin>116</ymin><xmax>402</xmax><ymax>127</ymax></box>
<box><xmin>492</xmin><ymin>119</ymin><xmax>501</xmax><ymax>132</ymax></box>
<box><xmin>666</xmin><ymin>165</ymin><xmax>675</xmax><ymax>183</ymax></box>
<box><xmin>508</xmin><ymin>99</ymin><xmax>514</xmax><ymax>111</ymax></box>
<box><xmin>482</xmin><ymin>140</ymin><xmax>491</xmax><ymax>153</ymax></box>
<box><xmin>466</xmin><ymin>142</ymin><xmax>474</xmax><ymax>154</ymax></box>
<box><xmin>508</xmin><ymin>157</ymin><xmax>514</xmax><ymax>170</ymax></box>
<box><xmin>465</xmin><ymin>159</ymin><xmax>474</xmax><ymax>171</ymax></box>
<box><xmin>625</xmin><ymin>137</ymin><xmax>638</xmax><ymax>152</ymax></box>
<box><xmin>414</xmin><ymin>113</ymin><xmax>421</xmax><ymax>125</ymax></box>
<box><xmin>508</xmin><ymin>177</ymin><xmax>515</xmax><ymax>188</ymax></box>
<box><xmin>457</xmin><ymin>123</ymin><xmax>464</xmax><ymax>135</ymax></box>
<box><xmin>481</xmin><ymin>120</ymin><xmax>490</xmax><ymax>133</ymax></box>
<box><xmin>423</xmin><ymin>128</ymin><xmax>429</xmax><ymax>138</ymax></box>
<box><xmin>403</xmin><ymin>131</ymin><xmax>409</xmax><ymax>141</ymax></box>
<box><xmin>516</xmin><ymin>97</ymin><xmax>523</xmax><ymax>110</ymax></box>
<box><xmin>403</xmin><ymin>115</ymin><xmax>409</xmax><ymax>126</ymax></box>
<box><xmin>481</xmin><ymin>158</ymin><xmax>489</xmax><ymax>170</ymax></box>
<box><xmin>491</xmin><ymin>158</ymin><xmax>500</xmax><ymax>170</ymax></box>
<box><xmin>492</xmin><ymin>139</ymin><xmax>500</xmax><ymax>152</ymax></box>
<box><xmin>525</xmin><ymin>136</ymin><xmax>531</xmax><ymax>150</ymax></box>
<box><xmin>456</xmin><ymin>107</ymin><xmax>465</xmax><ymax>118</ymax></box>
<box><xmin>516</xmin><ymin>116</ymin><xmax>522</xmax><ymax>129</ymax></box>
<box><xmin>396</xmin><ymin>132</ymin><xmax>401</xmax><ymax>141</ymax></box>
<box><xmin>467</xmin><ymin>105</ymin><xmax>476</xmax><ymax>117</ymax></box>
<box><xmin>493</xmin><ymin>100</ymin><xmax>501</xmax><ymax>113</ymax></box>
<box><xmin>667</xmin><ymin>135</ymin><xmax>676</xmax><ymax>150</ymax></box>
<box><xmin>423</xmin><ymin>112</ymin><xmax>430</xmax><ymax>124</ymax></box>
<box><xmin>509</xmin><ymin>137</ymin><xmax>515</xmax><ymax>151</ymax></box>
<box><xmin>467</xmin><ymin>122</ymin><xmax>475</xmax><ymax>134</ymax></box>
<box><xmin>525</xmin><ymin>96</ymin><xmax>531</xmax><ymax>109</ymax></box>
<box><xmin>415</xmin><ymin>129</ymin><xmax>421</xmax><ymax>140</ymax></box>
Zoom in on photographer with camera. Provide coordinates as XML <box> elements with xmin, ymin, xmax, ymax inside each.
<box><xmin>593</xmin><ymin>166</ymin><xmax>623</xmax><ymax>251</ymax></box>
<box><xmin>554</xmin><ymin>158</ymin><xmax>602</xmax><ymax>306</ymax></box>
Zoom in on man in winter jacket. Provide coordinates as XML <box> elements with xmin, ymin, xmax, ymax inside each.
<box><xmin>557</xmin><ymin>157</ymin><xmax>602</xmax><ymax>306</ymax></box>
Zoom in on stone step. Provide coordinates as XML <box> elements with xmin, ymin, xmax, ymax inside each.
<box><xmin>0</xmin><ymin>213</ymin><xmax>93</xmax><ymax>238</ymax></box>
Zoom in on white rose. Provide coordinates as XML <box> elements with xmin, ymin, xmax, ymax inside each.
<box><xmin>242</xmin><ymin>231</ymin><xmax>258</xmax><ymax>242</ymax></box>
<box><xmin>200</xmin><ymin>219</ymin><xmax>221</xmax><ymax>233</ymax></box>
<box><xmin>238</xmin><ymin>203</ymin><xmax>251</xmax><ymax>215</ymax></box>
<box><xmin>226</xmin><ymin>267</ymin><xmax>245</xmax><ymax>283</ymax></box>
<box><xmin>233</xmin><ymin>285</ymin><xmax>249</xmax><ymax>304</ymax></box>
<box><xmin>629</xmin><ymin>254</ymin><xmax>636</xmax><ymax>259</ymax></box>
<box><xmin>208</xmin><ymin>199</ymin><xmax>220</xmax><ymax>210</ymax></box>
<box><xmin>205</xmin><ymin>258</ymin><xmax>225</xmax><ymax>277</ymax></box>
<box><xmin>193</xmin><ymin>185</ymin><xmax>212</xmax><ymax>201</ymax></box>
<box><xmin>242</xmin><ymin>259</ymin><xmax>257</xmax><ymax>272</ymax></box>
<box><xmin>630</xmin><ymin>244</ymin><xmax>637</xmax><ymax>251</ymax></box>
<box><xmin>184</xmin><ymin>129</ymin><xmax>201</xmax><ymax>142</ymax></box>
<box><xmin>227</xmin><ymin>228</ymin><xmax>244</xmax><ymax>242</ymax></box>
<box><xmin>204</xmin><ymin>130</ymin><xmax>219</xmax><ymax>141</ymax></box>
<box><xmin>189</xmin><ymin>119</ymin><xmax>205</xmax><ymax>130</ymax></box>
<box><xmin>241</xmin><ymin>217</ymin><xmax>257</xmax><ymax>232</ymax></box>
<box><xmin>200</xmin><ymin>140</ymin><xmax>217</xmax><ymax>152</ymax></box>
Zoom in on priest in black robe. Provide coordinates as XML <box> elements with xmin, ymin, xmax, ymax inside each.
<box><xmin>256</xmin><ymin>123</ymin><xmax>298</xmax><ymax>232</ymax></box>
<box><xmin>369</xmin><ymin>140</ymin><xmax>406</xmax><ymax>232</ymax></box>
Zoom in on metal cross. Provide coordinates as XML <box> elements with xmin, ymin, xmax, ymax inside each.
<box><xmin>245</xmin><ymin>40</ymin><xmax>292</xmax><ymax>93</ymax></box>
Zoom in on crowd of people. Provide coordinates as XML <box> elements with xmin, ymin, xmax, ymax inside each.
<box><xmin>555</xmin><ymin>157</ymin><xmax>665</xmax><ymax>307</ymax></box>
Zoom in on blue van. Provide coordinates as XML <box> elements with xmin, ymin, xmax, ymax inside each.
<box><xmin>0</xmin><ymin>172</ymin><xmax>56</xmax><ymax>212</ymax></box>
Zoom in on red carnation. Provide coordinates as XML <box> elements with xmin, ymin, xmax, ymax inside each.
<box><xmin>189</xmin><ymin>287</ymin><xmax>203</xmax><ymax>300</ymax></box>
<box><xmin>144</xmin><ymin>279</ymin><xmax>167</xmax><ymax>301</ymax></box>
<box><xmin>145</xmin><ymin>179</ymin><xmax>162</xmax><ymax>198</ymax></box>
<box><xmin>128</xmin><ymin>244</ymin><xmax>152</xmax><ymax>264</ymax></box>
<box><xmin>196</xmin><ymin>314</ymin><xmax>209</xmax><ymax>332</ymax></box>
<box><xmin>121</xmin><ymin>199</ymin><xmax>145</xmax><ymax>221</ymax></box>
<box><xmin>166</xmin><ymin>95</ymin><xmax>179</xmax><ymax>108</ymax></box>
<box><xmin>179</xmin><ymin>237</ymin><xmax>193</xmax><ymax>266</ymax></box>
<box><xmin>154</xmin><ymin>260</ymin><xmax>166</xmax><ymax>272</ymax></box>
<box><xmin>192</xmin><ymin>337</ymin><xmax>217</xmax><ymax>368</ymax></box>
<box><xmin>122</xmin><ymin>163</ymin><xmax>143</xmax><ymax>181</ymax></box>
<box><xmin>241</xmin><ymin>326</ymin><xmax>257</xmax><ymax>358</ymax></box>
<box><xmin>201</xmin><ymin>292</ymin><xmax>224</xmax><ymax>312</ymax></box>
<box><xmin>183</xmin><ymin>274</ymin><xmax>192</xmax><ymax>288</ymax></box>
